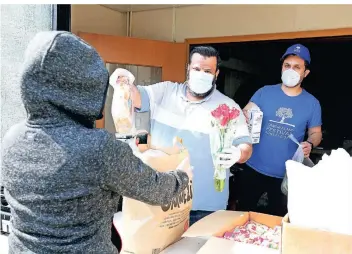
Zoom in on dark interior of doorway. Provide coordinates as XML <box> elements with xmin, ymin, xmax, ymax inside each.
<box><xmin>190</xmin><ymin>35</ymin><xmax>352</xmax><ymax>155</ymax></box>
<box><xmin>56</xmin><ymin>4</ymin><xmax>71</xmax><ymax>31</ymax></box>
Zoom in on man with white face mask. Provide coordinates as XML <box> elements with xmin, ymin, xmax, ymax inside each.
<box><xmin>235</xmin><ymin>44</ymin><xmax>322</xmax><ymax>216</ymax></box>
<box><xmin>116</xmin><ymin>46</ymin><xmax>252</xmax><ymax>225</ymax></box>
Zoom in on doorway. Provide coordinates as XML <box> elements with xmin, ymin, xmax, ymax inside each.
<box><xmin>188</xmin><ymin>31</ymin><xmax>352</xmax><ymax>157</ymax></box>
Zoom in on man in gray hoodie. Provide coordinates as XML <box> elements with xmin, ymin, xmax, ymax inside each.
<box><xmin>1</xmin><ymin>31</ymin><xmax>190</xmax><ymax>254</ymax></box>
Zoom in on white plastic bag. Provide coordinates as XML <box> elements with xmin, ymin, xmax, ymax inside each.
<box><xmin>286</xmin><ymin>148</ymin><xmax>352</xmax><ymax>235</ymax></box>
<box><xmin>109</xmin><ymin>68</ymin><xmax>135</xmax><ymax>86</ymax></box>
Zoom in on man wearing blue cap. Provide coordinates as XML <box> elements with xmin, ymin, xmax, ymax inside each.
<box><xmin>235</xmin><ymin>44</ymin><xmax>322</xmax><ymax>216</ymax></box>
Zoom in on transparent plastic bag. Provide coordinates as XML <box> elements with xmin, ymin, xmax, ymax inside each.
<box><xmin>110</xmin><ymin>68</ymin><xmax>136</xmax><ymax>136</ymax></box>
<box><xmin>281</xmin><ymin>134</ymin><xmax>305</xmax><ymax>196</ymax></box>
<box><xmin>289</xmin><ymin>134</ymin><xmax>305</xmax><ymax>163</ymax></box>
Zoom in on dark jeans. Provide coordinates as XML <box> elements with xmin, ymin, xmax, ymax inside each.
<box><xmin>233</xmin><ymin>163</ymin><xmax>288</xmax><ymax>217</ymax></box>
<box><xmin>190</xmin><ymin>210</ymin><xmax>213</xmax><ymax>226</ymax></box>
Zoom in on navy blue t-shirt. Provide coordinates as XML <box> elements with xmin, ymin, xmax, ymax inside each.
<box><xmin>247</xmin><ymin>84</ymin><xmax>322</xmax><ymax>178</ymax></box>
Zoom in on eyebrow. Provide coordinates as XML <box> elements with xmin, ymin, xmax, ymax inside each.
<box><xmin>192</xmin><ymin>65</ymin><xmax>212</xmax><ymax>70</ymax></box>
<box><xmin>284</xmin><ymin>62</ymin><xmax>302</xmax><ymax>67</ymax></box>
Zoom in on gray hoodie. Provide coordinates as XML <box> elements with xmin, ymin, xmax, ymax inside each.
<box><xmin>1</xmin><ymin>31</ymin><xmax>189</xmax><ymax>254</ymax></box>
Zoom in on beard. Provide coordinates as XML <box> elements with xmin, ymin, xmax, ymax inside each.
<box><xmin>186</xmin><ymin>70</ymin><xmax>217</xmax><ymax>99</ymax></box>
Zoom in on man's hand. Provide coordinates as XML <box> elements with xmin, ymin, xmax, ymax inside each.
<box><xmin>109</xmin><ymin>68</ymin><xmax>135</xmax><ymax>86</ymax></box>
<box><xmin>216</xmin><ymin>146</ymin><xmax>242</xmax><ymax>169</ymax></box>
<box><xmin>242</xmin><ymin>102</ymin><xmax>260</xmax><ymax>124</ymax></box>
<box><xmin>301</xmin><ymin>141</ymin><xmax>313</xmax><ymax>158</ymax></box>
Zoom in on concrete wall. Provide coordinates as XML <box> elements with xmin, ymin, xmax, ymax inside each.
<box><xmin>131</xmin><ymin>5</ymin><xmax>352</xmax><ymax>42</ymax></box>
<box><xmin>1</xmin><ymin>4</ymin><xmax>53</xmax><ymax>141</ymax></box>
<box><xmin>71</xmin><ymin>5</ymin><xmax>127</xmax><ymax>36</ymax></box>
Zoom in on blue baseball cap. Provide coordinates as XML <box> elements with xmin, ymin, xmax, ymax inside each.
<box><xmin>281</xmin><ymin>44</ymin><xmax>311</xmax><ymax>64</ymax></box>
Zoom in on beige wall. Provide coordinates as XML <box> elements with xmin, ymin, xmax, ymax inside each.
<box><xmin>71</xmin><ymin>5</ymin><xmax>127</xmax><ymax>36</ymax></box>
<box><xmin>131</xmin><ymin>5</ymin><xmax>352</xmax><ymax>42</ymax></box>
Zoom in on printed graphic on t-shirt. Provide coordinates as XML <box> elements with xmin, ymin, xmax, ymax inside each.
<box><xmin>265</xmin><ymin>107</ymin><xmax>295</xmax><ymax>139</ymax></box>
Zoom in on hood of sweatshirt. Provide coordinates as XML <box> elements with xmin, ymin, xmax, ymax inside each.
<box><xmin>20</xmin><ymin>31</ymin><xmax>109</xmax><ymax>127</ymax></box>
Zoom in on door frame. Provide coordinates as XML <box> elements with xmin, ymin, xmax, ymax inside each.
<box><xmin>78</xmin><ymin>32</ymin><xmax>187</xmax><ymax>82</ymax></box>
<box><xmin>184</xmin><ymin>27</ymin><xmax>352</xmax><ymax>64</ymax></box>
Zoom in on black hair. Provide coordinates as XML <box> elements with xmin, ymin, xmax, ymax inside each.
<box><xmin>282</xmin><ymin>54</ymin><xmax>310</xmax><ymax>70</ymax></box>
<box><xmin>189</xmin><ymin>46</ymin><xmax>221</xmax><ymax>70</ymax></box>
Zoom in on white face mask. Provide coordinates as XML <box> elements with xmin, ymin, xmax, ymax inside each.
<box><xmin>281</xmin><ymin>69</ymin><xmax>301</xmax><ymax>87</ymax></box>
<box><xmin>188</xmin><ymin>70</ymin><xmax>214</xmax><ymax>94</ymax></box>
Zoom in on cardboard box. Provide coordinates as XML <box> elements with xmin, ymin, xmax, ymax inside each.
<box><xmin>281</xmin><ymin>214</ymin><xmax>352</xmax><ymax>254</ymax></box>
<box><xmin>183</xmin><ymin>210</ymin><xmax>281</xmax><ymax>254</ymax></box>
<box><xmin>160</xmin><ymin>237</ymin><xmax>207</xmax><ymax>254</ymax></box>
<box><xmin>248</xmin><ymin>109</ymin><xmax>263</xmax><ymax>144</ymax></box>
<box><xmin>197</xmin><ymin>238</ymin><xmax>279</xmax><ymax>254</ymax></box>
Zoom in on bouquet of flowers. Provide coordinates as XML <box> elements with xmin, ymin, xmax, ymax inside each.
<box><xmin>209</xmin><ymin>104</ymin><xmax>240</xmax><ymax>192</ymax></box>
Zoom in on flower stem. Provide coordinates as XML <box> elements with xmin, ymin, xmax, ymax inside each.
<box><xmin>213</xmin><ymin>129</ymin><xmax>226</xmax><ymax>192</ymax></box>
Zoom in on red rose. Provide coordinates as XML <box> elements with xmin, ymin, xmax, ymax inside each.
<box><xmin>229</xmin><ymin>108</ymin><xmax>240</xmax><ymax>120</ymax></box>
<box><xmin>219</xmin><ymin>104</ymin><xmax>229</xmax><ymax>112</ymax></box>
<box><xmin>211</xmin><ymin>104</ymin><xmax>240</xmax><ymax>127</ymax></box>
<box><xmin>211</xmin><ymin>107</ymin><xmax>222</xmax><ymax>118</ymax></box>
<box><xmin>220</xmin><ymin>115</ymin><xmax>230</xmax><ymax>126</ymax></box>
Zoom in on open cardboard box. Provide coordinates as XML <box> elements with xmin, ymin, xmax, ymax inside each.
<box><xmin>160</xmin><ymin>237</ymin><xmax>208</xmax><ymax>254</ymax></box>
<box><xmin>281</xmin><ymin>214</ymin><xmax>352</xmax><ymax>254</ymax></box>
<box><xmin>183</xmin><ymin>210</ymin><xmax>281</xmax><ymax>254</ymax></box>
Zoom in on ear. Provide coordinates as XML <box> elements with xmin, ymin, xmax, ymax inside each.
<box><xmin>186</xmin><ymin>65</ymin><xmax>190</xmax><ymax>79</ymax></box>
<box><xmin>304</xmin><ymin>69</ymin><xmax>310</xmax><ymax>78</ymax></box>
<box><xmin>216</xmin><ymin>69</ymin><xmax>220</xmax><ymax>78</ymax></box>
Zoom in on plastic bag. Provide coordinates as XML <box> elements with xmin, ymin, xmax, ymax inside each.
<box><xmin>110</xmin><ymin>68</ymin><xmax>136</xmax><ymax>136</ymax></box>
<box><xmin>281</xmin><ymin>134</ymin><xmax>306</xmax><ymax>196</ymax></box>
<box><xmin>289</xmin><ymin>134</ymin><xmax>305</xmax><ymax>163</ymax></box>
<box><xmin>286</xmin><ymin>148</ymin><xmax>352</xmax><ymax>235</ymax></box>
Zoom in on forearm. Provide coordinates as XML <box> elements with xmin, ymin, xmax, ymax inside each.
<box><xmin>307</xmin><ymin>132</ymin><xmax>322</xmax><ymax>147</ymax></box>
<box><xmin>237</xmin><ymin>143</ymin><xmax>252</xmax><ymax>163</ymax></box>
<box><xmin>102</xmin><ymin>137</ymin><xmax>189</xmax><ymax>206</ymax></box>
<box><xmin>132</xmin><ymin>85</ymin><xmax>151</xmax><ymax>113</ymax></box>
<box><xmin>243</xmin><ymin>102</ymin><xmax>258</xmax><ymax>112</ymax></box>
<box><xmin>131</xmin><ymin>84</ymin><xmax>142</xmax><ymax>109</ymax></box>
<box><xmin>120</xmin><ymin>165</ymin><xmax>189</xmax><ymax>206</ymax></box>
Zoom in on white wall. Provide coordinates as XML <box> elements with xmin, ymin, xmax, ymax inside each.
<box><xmin>131</xmin><ymin>5</ymin><xmax>352</xmax><ymax>42</ymax></box>
<box><xmin>71</xmin><ymin>5</ymin><xmax>127</xmax><ymax>36</ymax></box>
